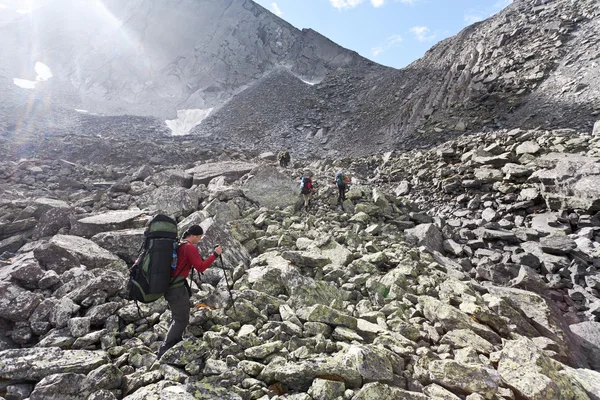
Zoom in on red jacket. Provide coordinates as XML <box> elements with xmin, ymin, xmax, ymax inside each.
<box><xmin>171</xmin><ymin>242</ymin><xmax>217</xmax><ymax>278</ymax></box>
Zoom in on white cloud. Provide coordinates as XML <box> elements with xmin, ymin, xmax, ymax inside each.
<box><xmin>493</xmin><ymin>0</ymin><xmax>513</xmax><ymax>11</ymax></box>
<box><xmin>463</xmin><ymin>0</ymin><xmax>512</xmax><ymax>26</ymax></box>
<box><xmin>395</xmin><ymin>0</ymin><xmax>416</xmax><ymax>4</ymax></box>
<box><xmin>371</xmin><ymin>0</ymin><xmax>385</xmax><ymax>7</ymax></box>
<box><xmin>271</xmin><ymin>2</ymin><xmax>283</xmax><ymax>16</ymax></box>
<box><xmin>371</xmin><ymin>46</ymin><xmax>383</xmax><ymax>56</ymax></box>
<box><xmin>329</xmin><ymin>0</ymin><xmax>365</xmax><ymax>10</ymax></box>
<box><xmin>464</xmin><ymin>14</ymin><xmax>484</xmax><ymax>24</ymax></box>
<box><xmin>371</xmin><ymin>34</ymin><xmax>403</xmax><ymax>57</ymax></box>
<box><xmin>410</xmin><ymin>26</ymin><xmax>435</xmax><ymax>42</ymax></box>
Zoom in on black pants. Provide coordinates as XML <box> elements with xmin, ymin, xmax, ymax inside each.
<box><xmin>157</xmin><ymin>284</ymin><xmax>190</xmax><ymax>358</ymax></box>
<box><xmin>337</xmin><ymin>183</ymin><xmax>346</xmax><ymax>204</ymax></box>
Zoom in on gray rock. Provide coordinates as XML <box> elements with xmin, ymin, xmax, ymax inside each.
<box><xmin>33</xmin><ymin>242</ymin><xmax>80</xmax><ymax>274</ymax></box>
<box><xmin>0</xmin><ymin>218</ymin><xmax>37</xmax><ymax>241</ymax></box>
<box><xmin>50</xmin><ymin>234</ymin><xmax>126</xmax><ymax>271</ymax></box>
<box><xmin>394</xmin><ymin>181</ymin><xmax>411</xmax><ymax>196</ymax></box>
<box><xmin>405</xmin><ymin>223</ymin><xmax>443</xmax><ymax>253</ymax></box>
<box><xmin>91</xmin><ymin>228</ymin><xmax>145</xmax><ymax>264</ymax></box>
<box><xmin>32</xmin><ymin>208</ymin><xmax>72</xmax><ymax>240</ymax></box>
<box><xmin>0</xmin><ymin>347</ymin><xmax>109</xmax><ymax>380</ymax></box>
<box><xmin>516</xmin><ymin>141</ymin><xmax>541</xmax><ymax>155</ymax></box>
<box><xmin>539</xmin><ymin>234</ymin><xmax>577</xmax><ymax>255</ymax></box>
<box><xmin>0</xmin><ymin>235</ymin><xmax>25</xmax><ymax>254</ymax></box>
<box><xmin>352</xmin><ymin>382</ymin><xmax>428</xmax><ymax>399</ymax></box>
<box><xmin>498</xmin><ymin>338</ymin><xmax>588</xmax><ymax>400</ymax></box>
<box><xmin>564</xmin><ymin>367</ymin><xmax>600</xmax><ymax>400</ymax></box>
<box><xmin>145</xmin><ymin>169</ymin><xmax>193</xmax><ymax>188</ymax></box>
<box><xmin>0</xmin><ymin>282</ymin><xmax>43</xmax><ymax>322</ymax></box>
<box><xmin>137</xmin><ymin>186</ymin><xmax>200</xmax><ymax>218</ymax></box>
<box><xmin>593</xmin><ymin>120</ymin><xmax>600</xmax><ymax>136</ymax></box>
<box><xmin>70</xmin><ymin>209</ymin><xmax>146</xmax><ymax>238</ymax></box>
<box><xmin>186</xmin><ymin>161</ymin><xmax>256</xmax><ymax>186</ymax></box>
<box><xmin>242</xmin><ymin>165</ymin><xmax>301</xmax><ymax>209</ymax></box>
<box><xmin>569</xmin><ymin>322</ymin><xmax>600</xmax><ymax>370</ymax></box>
<box><xmin>29</xmin><ymin>372</ymin><xmax>90</xmax><ymax>400</ymax></box>
<box><xmin>429</xmin><ymin>360</ymin><xmax>500</xmax><ymax>398</ymax></box>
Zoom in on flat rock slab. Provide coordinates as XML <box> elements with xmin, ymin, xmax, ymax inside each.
<box><xmin>0</xmin><ymin>218</ymin><xmax>37</xmax><ymax>240</ymax></box>
<box><xmin>570</xmin><ymin>321</ymin><xmax>600</xmax><ymax>370</ymax></box>
<box><xmin>70</xmin><ymin>209</ymin><xmax>147</xmax><ymax>238</ymax></box>
<box><xmin>539</xmin><ymin>235</ymin><xmax>577</xmax><ymax>255</ymax></box>
<box><xmin>50</xmin><ymin>234</ymin><xmax>126</xmax><ymax>270</ymax></box>
<box><xmin>0</xmin><ymin>347</ymin><xmax>109</xmax><ymax>380</ymax></box>
<box><xmin>186</xmin><ymin>161</ymin><xmax>257</xmax><ymax>186</ymax></box>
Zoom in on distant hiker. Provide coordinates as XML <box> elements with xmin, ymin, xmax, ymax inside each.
<box><xmin>157</xmin><ymin>224</ymin><xmax>223</xmax><ymax>359</ymax></box>
<box><xmin>334</xmin><ymin>171</ymin><xmax>350</xmax><ymax>206</ymax></box>
<box><xmin>278</xmin><ymin>150</ymin><xmax>290</xmax><ymax>167</ymax></box>
<box><xmin>300</xmin><ymin>173</ymin><xmax>314</xmax><ymax>210</ymax></box>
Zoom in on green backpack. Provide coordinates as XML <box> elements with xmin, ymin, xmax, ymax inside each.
<box><xmin>127</xmin><ymin>214</ymin><xmax>185</xmax><ymax>303</ymax></box>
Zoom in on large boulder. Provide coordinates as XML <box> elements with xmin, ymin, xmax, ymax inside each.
<box><xmin>242</xmin><ymin>165</ymin><xmax>300</xmax><ymax>209</ymax></box>
<box><xmin>145</xmin><ymin>169</ymin><xmax>193</xmax><ymax>188</ymax></box>
<box><xmin>196</xmin><ymin>217</ymin><xmax>252</xmax><ymax>276</ymax></box>
<box><xmin>0</xmin><ymin>282</ymin><xmax>43</xmax><ymax>322</ymax></box>
<box><xmin>405</xmin><ymin>223</ymin><xmax>443</xmax><ymax>253</ymax></box>
<box><xmin>498</xmin><ymin>338</ymin><xmax>589</xmax><ymax>400</ymax></box>
<box><xmin>186</xmin><ymin>161</ymin><xmax>257</xmax><ymax>186</ymax></box>
<box><xmin>0</xmin><ymin>347</ymin><xmax>109</xmax><ymax>380</ymax></box>
<box><xmin>428</xmin><ymin>360</ymin><xmax>500</xmax><ymax>398</ymax></box>
<box><xmin>50</xmin><ymin>235</ymin><xmax>127</xmax><ymax>271</ymax></box>
<box><xmin>487</xmin><ymin>286</ymin><xmax>588</xmax><ymax>367</ymax></box>
<box><xmin>569</xmin><ymin>322</ymin><xmax>600</xmax><ymax>370</ymax></box>
<box><xmin>137</xmin><ymin>186</ymin><xmax>200</xmax><ymax>218</ymax></box>
<box><xmin>33</xmin><ymin>242</ymin><xmax>80</xmax><ymax>274</ymax></box>
<box><xmin>91</xmin><ymin>228</ymin><xmax>145</xmax><ymax>264</ymax></box>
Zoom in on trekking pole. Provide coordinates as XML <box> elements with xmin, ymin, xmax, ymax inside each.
<box><xmin>215</xmin><ymin>246</ymin><xmax>237</xmax><ymax>314</ymax></box>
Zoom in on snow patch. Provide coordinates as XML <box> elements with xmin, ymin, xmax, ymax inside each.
<box><xmin>13</xmin><ymin>62</ymin><xmax>53</xmax><ymax>89</ymax></box>
<box><xmin>16</xmin><ymin>8</ymin><xmax>31</xmax><ymax>14</ymax></box>
<box><xmin>13</xmin><ymin>78</ymin><xmax>37</xmax><ymax>89</ymax></box>
<box><xmin>75</xmin><ymin>109</ymin><xmax>89</xmax><ymax>113</ymax></box>
<box><xmin>165</xmin><ymin>108</ymin><xmax>213</xmax><ymax>136</ymax></box>
<box><xmin>300</xmin><ymin>78</ymin><xmax>318</xmax><ymax>86</ymax></box>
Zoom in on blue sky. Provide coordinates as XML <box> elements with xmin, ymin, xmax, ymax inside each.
<box><xmin>253</xmin><ymin>0</ymin><xmax>513</xmax><ymax>69</ymax></box>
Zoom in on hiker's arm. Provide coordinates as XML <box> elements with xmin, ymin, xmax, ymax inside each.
<box><xmin>186</xmin><ymin>245</ymin><xmax>217</xmax><ymax>274</ymax></box>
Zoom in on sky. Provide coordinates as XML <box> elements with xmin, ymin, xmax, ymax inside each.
<box><xmin>252</xmin><ymin>0</ymin><xmax>513</xmax><ymax>69</ymax></box>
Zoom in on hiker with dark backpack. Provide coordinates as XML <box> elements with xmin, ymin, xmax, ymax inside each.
<box><xmin>157</xmin><ymin>224</ymin><xmax>222</xmax><ymax>358</ymax></box>
<box><xmin>334</xmin><ymin>171</ymin><xmax>350</xmax><ymax>206</ymax></box>
<box><xmin>126</xmin><ymin>214</ymin><xmax>223</xmax><ymax>359</ymax></box>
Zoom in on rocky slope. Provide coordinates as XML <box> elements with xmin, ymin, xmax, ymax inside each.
<box><xmin>193</xmin><ymin>0</ymin><xmax>600</xmax><ymax>157</ymax></box>
<box><xmin>1</xmin><ymin>127</ymin><xmax>600</xmax><ymax>399</ymax></box>
<box><xmin>3</xmin><ymin>0</ymin><xmax>599</xmax><ymax>160</ymax></box>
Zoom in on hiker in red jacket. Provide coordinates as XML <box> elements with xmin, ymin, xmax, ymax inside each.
<box><xmin>157</xmin><ymin>224</ymin><xmax>223</xmax><ymax>359</ymax></box>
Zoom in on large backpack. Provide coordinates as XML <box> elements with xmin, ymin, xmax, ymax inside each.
<box><xmin>300</xmin><ymin>176</ymin><xmax>312</xmax><ymax>194</ymax></box>
<box><xmin>127</xmin><ymin>214</ymin><xmax>182</xmax><ymax>304</ymax></box>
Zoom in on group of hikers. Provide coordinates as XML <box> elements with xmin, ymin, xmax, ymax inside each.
<box><xmin>128</xmin><ymin>151</ymin><xmax>352</xmax><ymax>360</ymax></box>
<box><xmin>278</xmin><ymin>149</ymin><xmax>351</xmax><ymax>210</ymax></box>
<box><xmin>299</xmin><ymin>170</ymin><xmax>350</xmax><ymax>210</ymax></box>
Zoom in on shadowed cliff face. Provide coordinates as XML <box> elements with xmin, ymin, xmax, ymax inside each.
<box><xmin>0</xmin><ymin>0</ymin><xmax>367</xmax><ymax>121</ymax></box>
